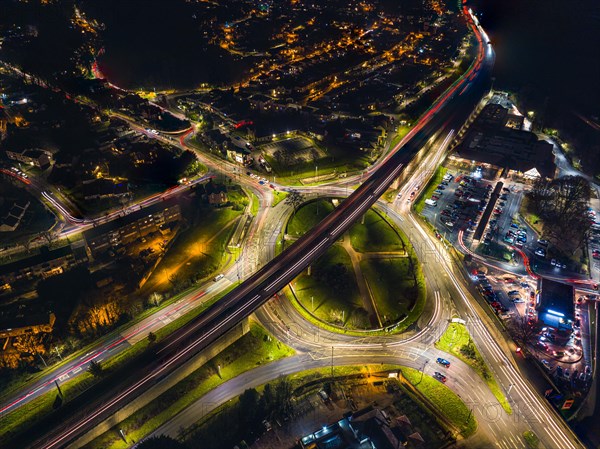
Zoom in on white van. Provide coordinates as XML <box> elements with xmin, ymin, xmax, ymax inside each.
<box><xmin>425</xmin><ymin>199</ymin><xmax>437</xmax><ymax>207</ymax></box>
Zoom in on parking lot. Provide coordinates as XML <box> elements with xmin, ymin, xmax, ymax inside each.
<box><xmin>421</xmin><ymin>169</ymin><xmax>495</xmax><ymax>244</ymax></box>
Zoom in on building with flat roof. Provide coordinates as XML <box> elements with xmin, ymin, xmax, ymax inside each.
<box><xmin>535</xmin><ymin>278</ymin><xmax>575</xmax><ymax>330</ymax></box>
<box><xmin>83</xmin><ymin>198</ymin><xmax>181</xmax><ymax>257</ymax></box>
<box><xmin>451</xmin><ymin>104</ymin><xmax>555</xmax><ymax>179</ymax></box>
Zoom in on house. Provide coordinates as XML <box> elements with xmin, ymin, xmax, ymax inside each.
<box><xmin>0</xmin><ymin>244</ymin><xmax>88</xmax><ymax>286</ymax></box>
<box><xmin>0</xmin><ymin>311</ymin><xmax>56</xmax><ymax>339</ymax></box>
<box><xmin>6</xmin><ymin>148</ymin><xmax>52</xmax><ymax>169</ymax></box>
<box><xmin>208</xmin><ymin>191</ymin><xmax>228</xmax><ymax>205</ymax></box>
<box><xmin>83</xmin><ymin>199</ymin><xmax>181</xmax><ymax>257</ymax></box>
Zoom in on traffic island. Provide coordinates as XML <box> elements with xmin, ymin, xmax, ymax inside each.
<box><xmin>435</xmin><ymin>321</ymin><xmax>512</xmax><ymax>414</ymax></box>
<box><xmin>285</xmin><ymin>199</ymin><xmax>426</xmax><ymax>333</ymax></box>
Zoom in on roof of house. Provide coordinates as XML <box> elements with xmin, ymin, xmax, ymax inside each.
<box><xmin>0</xmin><ymin>245</ymin><xmax>73</xmax><ymax>276</ymax></box>
<box><xmin>83</xmin><ymin>197</ymin><xmax>180</xmax><ymax>240</ymax></box>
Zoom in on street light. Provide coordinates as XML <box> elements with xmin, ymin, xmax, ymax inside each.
<box><xmin>419</xmin><ymin>360</ymin><xmax>429</xmax><ymax>383</ymax></box>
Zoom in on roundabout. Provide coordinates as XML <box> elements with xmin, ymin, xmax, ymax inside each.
<box><xmin>282</xmin><ymin>198</ymin><xmax>427</xmax><ymax>334</ymax></box>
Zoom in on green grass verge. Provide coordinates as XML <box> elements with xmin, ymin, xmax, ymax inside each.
<box><xmin>287</xmin><ymin>201</ymin><xmax>426</xmax><ymax>332</ymax></box>
<box><xmin>400</xmin><ymin>366</ymin><xmax>477</xmax><ymax>437</ymax></box>
<box><xmin>360</xmin><ymin>258</ymin><xmax>425</xmax><ymax>329</ymax></box>
<box><xmin>141</xmin><ymin>205</ymin><xmax>242</xmax><ymax>294</ymax></box>
<box><xmin>414</xmin><ymin>166</ymin><xmax>448</xmax><ymax>214</ymax></box>
<box><xmin>286</xmin><ymin>199</ymin><xmax>335</xmax><ymax>237</ymax></box>
<box><xmin>523</xmin><ymin>430</ymin><xmax>539</xmax><ymax>448</ymax></box>
<box><xmin>0</xmin><ymin>284</ymin><xmax>238</xmax><ymax>445</ymax></box>
<box><xmin>82</xmin><ymin>323</ymin><xmax>294</xmax><ymax>449</ymax></box>
<box><xmin>435</xmin><ymin>323</ymin><xmax>512</xmax><ymax>414</ymax></box>
<box><xmin>349</xmin><ymin>209</ymin><xmax>405</xmax><ymax>253</ymax></box>
<box><xmin>519</xmin><ymin>197</ymin><xmax>544</xmax><ymax>236</ymax></box>
<box><xmin>249</xmin><ymin>191</ymin><xmax>260</xmax><ymax>216</ymax></box>
<box><xmin>389</xmin><ymin>125</ymin><xmax>412</xmax><ymax>149</ymax></box>
<box><xmin>271</xmin><ymin>190</ymin><xmax>288</xmax><ymax>207</ymax></box>
<box><xmin>293</xmin><ymin>245</ymin><xmax>363</xmax><ymax>327</ymax></box>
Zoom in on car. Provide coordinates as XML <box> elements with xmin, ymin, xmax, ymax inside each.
<box><xmin>513</xmin><ymin>298</ymin><xmax>525</xmax><ymax>303</ymax></box>
<box><xmin>213</xmin><ymin>274</ymin><xmax>225</xmax><ymax>282</ymax></box>
<box><xmin>434</xmin><ymin>372</ymin><xmax>447</xmax><ymax>383</ymax></box>
<box><xmin>541</xmin><ymin>359</ymin><xmax>552</xmax><ymax>370</ymax></box>
<box><xmin>436</xmin><ymin>357</ymin><xmax>450</xmax><ymax>367</ymax></box>
<box><xmin>579</xmin><ymin>372</ymin><xmax>587</xmax><ymax>382</ymax></box>
<box><xmin>437</xmin><ymin>185</ymin><xmax>446</xmax><ymax>190</ymax></box>
<box><xmin>432</xmin><ymin>195</ymin><xmax>440</xmax><ymax>200</ymax></box>
<box><xmin>564</xmin><ymin>369</ymin><xmax>570</xmax><ymax>379</ymax></box>
<box><xmin>537</xmin><ymin>239</ymin><xmax>549</xmax><ymax>247</ymax></box>
<box><xmin>262</xmin><ymin>419</ymin><xmax>272</xmax><ymax>431</ymax></box>
<box><xmin>508</xmin><ymin>290</ymin><xmax>520</xmax><ymax>296</ymax></box>
<box><xmin>535</xmin><ymin>248</ymin><xmax>546</xmax><ymax>257</ymax></box>
<box><xmin>520</xmin><ymin>282</ymin><xmax>529</xmax><ymax>288</ymax></box>
<box><xmin>585</xmin><ymin>365</ymin><xmax>591</xmax><ymax>374</ymax></box>
<box><xmin>500</xmin><ymin>194</ymin><xmax>508</xmax><ymax>200</ymax></box>
<box><xmin>556</xmin><ymin>366</ymin><xmax>563</xmax><ymax>377</ymax></box>
<box><xmin>510</xmin><ymin>223</ymin><xmax>519</xmax><ymax>229</ymax></box>
<box><xmin>504</xmin><ymin>236</ymin><xmax>514</xmax><ymax>244</ymax></box>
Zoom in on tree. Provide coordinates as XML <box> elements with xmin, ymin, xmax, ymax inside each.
<box><xmin>41</xmin><ymin>231</ymin><xmax>56</xmax><ymax>247</ymax></box>
<box><xmin>513</xmin><ymin>316</ymin><xmax>537</xmax><ymax>347</ymax></box>
<box><xmin>147</xmin><ymin>332</ymin><xmax>157</xmax><ymax>344</ymax></box>
<box><xmin>285</xmin><ymin>190</ymin><xmax>305</xmax><ymax>216</ymax></box>
<box><xmin>88</xmin><ymin>360</ymin><xmax>104</xmax><ymax>378</ymax></box>
<box><xmin>148</xmin><ymin>292</ymin><xmax>163</xmax><ymax>307</ymax></box>
<box><xmin>274</xmin><ymin>377</ymin><xmax>293</xmax><ymax>418</ymax></box>
<box><xmin>135</xmin><ymin>435</ymin><xmax>186</xmax><ymax>449</ymax></box>
<box><xmin>168</xmin><ymin>273</ymin><xmax>184</xmax><ymax>291</ymax></box>
<box><xmin>527</xmin><ymin>176</ymin><xmax>591</xmax><ymax>254</ymax></box>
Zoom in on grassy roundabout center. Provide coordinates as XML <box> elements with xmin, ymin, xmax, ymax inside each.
<box><xmin>283</xmin><ymin>198</ymin><xmax>426</xmax><ymax>332</ymax></box>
